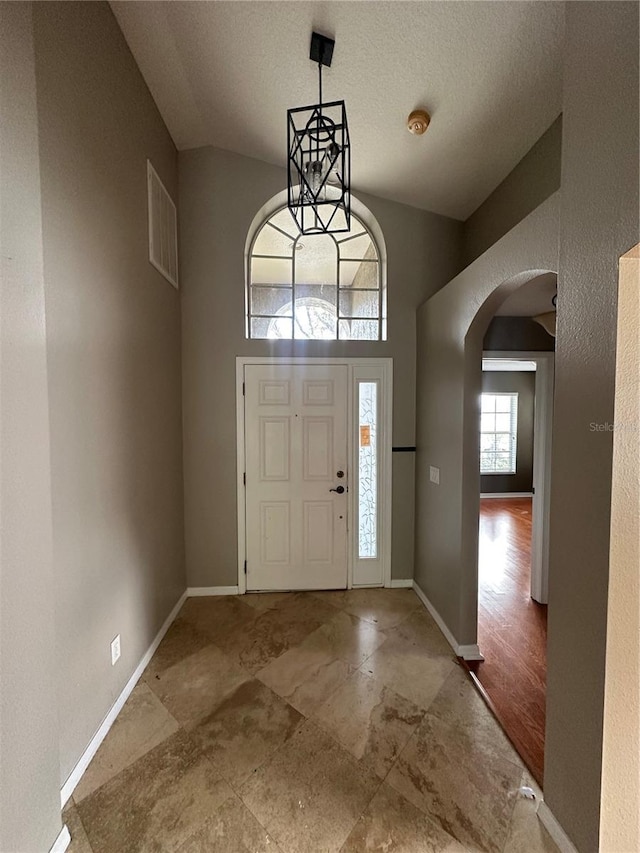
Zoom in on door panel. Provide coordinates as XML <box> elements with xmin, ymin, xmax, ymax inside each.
<box><xmin>245</xmin><ymin>364</ymin><xmax>348</xmax><ymax>591</ymax></box>
<box><xmin>259</xmin><ymin>418</ymin><xmax>290</xmax><ymax>480</ymax></box>
<box><xmin>303</xmin><ymin>418</ymin><xmax>333</xmax><ymax>480</ymax></box>
<box><xmin>303</xmin><ymin>502</ymin><xmax>333</xmax><ymax>563</ymax></box>
<box><xmin>260</xmin><ymin>502</ymin><xmax>291</xmax><ymax>564</ymax></box>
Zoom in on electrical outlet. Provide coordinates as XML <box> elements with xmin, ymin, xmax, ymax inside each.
<box><xmin>429</xmin><ymin>465</ymin><xmax>440</xmax><ymax>485</ymax></box>
<box><xmin>110</xmin><ymin>634</ymin><xmax>121</xmax><ymax>666</ymax></box>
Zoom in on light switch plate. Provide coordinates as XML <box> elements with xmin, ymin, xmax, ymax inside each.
<box><xmin>429</xmin><ymin>466</ymin><xmax>440</xmax><ymax>485</ymax></box>
<box><xmin>111</xmin><ymin>634</ymin><xmax>121</xmax><ymax>666</ymax></box>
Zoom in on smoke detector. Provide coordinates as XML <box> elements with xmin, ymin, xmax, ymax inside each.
<box><xmin>407</xmin><ymin>109</ymin><xmax>431</xmax><ymax>135</ymax></box>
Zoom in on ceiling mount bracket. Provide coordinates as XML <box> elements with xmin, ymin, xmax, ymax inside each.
<box><xmin>310</xmin><ymin>32</ymin><xmax>335</xmax><ymax>67</ymax></box>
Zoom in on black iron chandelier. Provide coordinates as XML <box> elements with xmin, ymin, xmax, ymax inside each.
<box><xmin>287</xmin><ymin>32</ymin><xmax>351</xmax><ymax>234</ymax></box>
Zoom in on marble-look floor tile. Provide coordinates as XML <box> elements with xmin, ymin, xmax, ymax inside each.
<box><xmin>146</xmin><ymin>644</ymin><xmax>251</xmax><ymax>726</ymax></box>
<box><xmin>189</xmin><ymin>679</ymin><xmax>302</xmax><ymax>786</ymax></box>
<box><xmin>256</xmin><ymin>624</ymin><xmax>356</xmax><ymax>716</ymax></box>
<box><xmin>386</xmin><ymin>713</ymin><xmax>523</xmax><ymax>853</ymax></box>
<box><xmin>177</xmin><ymin>794</ymin><xmax>282</xmax><ymax>853</ymax></box>
<box><xmin>331</xmin><ymin>589</ymin><xmax>422</xmax><ymax>631</ymax></box>
<box><xmin>177</xmin><ymin>596</ymin><xmax>258</xmax><ymax>645</ymax></box>
<box><xmin>426</xmin><ymin>666</ymin><xmax>525</xmax><ymax>770</ymax></box>
<box><xmin>64</xmin><ymin>801</ymin><xmax>94</xmax><ymax>853</ymax></box>
<box><xmin>309</xmin><ymin>590</ymin><xmax>352</xmax><ymax>610</ymax></box>
<box><xmin>315</xmin><ymin>611</ymin><xmax>386</xmax><ymax>666</ymax></box>
<box><xmin>341</xmin><ymin>782</ymin><xmax>466</xmax><ymax>852</ymax></box>
<box><xmin>381</xmin><ymin>608</ymin><xmax>452</xmax><ymax>658</ymax></box>
<box><xmin>73</xmin><ymin>683</ymin><xmax>180</xmax><ymax>803</ymax></box>
<box><xmin>264</xmin><ymin>591</ymin><xmax>341</xmax><ymax>625</ymax></box>
<box><xmin>215</xmin><ymin>594</ymin><xmax>339</xmax><ymax>674</ymax></box>
<box><xmin>504</xmin><ymin>774</ymin><xmax>559</xmax><ymax>853</ymax></box>
<box><xmin>239</xmin><ymin>721</ymin><xmax>380</xmax><ymax>853</ymax></box>
<box><xmin>243</xmin><ymin>591</ymin><xmax>293</xmax><ymax>611</ymax></box>
<box><xmin>143</xmin><ymin>617</ymin><xmax>215</xmax><ymax>680</ymax></box>
<box><xmin>359</xmin><ymin>635</ymin><xmax>455</xmax><ymax>712</ymax></box>
<box><xmin>77</xmin><ymin>729</ymin><xmax>232</xmax><ymax>853</ymax></box>
<box><xmin>71</xmin><ymin>590</ymin><xmax>552</xmax><ymax>853</ymax></box>
<box><xmin>312</xmin><ymin>670</ymin><xmax>424</xmax><ymax>779</ymax></box>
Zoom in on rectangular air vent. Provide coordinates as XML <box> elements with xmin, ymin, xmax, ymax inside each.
<box><xmin>147</xmin><ymin>160</ymin><xmax>178</xmax><ymax>288</ymax></box>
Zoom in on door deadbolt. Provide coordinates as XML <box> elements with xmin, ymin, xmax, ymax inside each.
<box><xmin>336</xmin><ymin>470</ymin><xmax>344</xmax><ymax>478</ymax></box>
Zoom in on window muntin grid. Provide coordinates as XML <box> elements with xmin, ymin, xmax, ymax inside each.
<box><xmin>480</xmin><ymin>393</ymin><xmax>518</xmax><ymax>474</ymax></box>
<box><xmin>247</xmin><ymin>206</ymin><xmax>383</xmax><ymax>340</ymax></box>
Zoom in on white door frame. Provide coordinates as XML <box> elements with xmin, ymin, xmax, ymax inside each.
<box><xmin>483</xmin><ymin>350</ymin><xmax>554</xmax><ymax>604</ymax></box>
<box><xmin>236</xmin><ymin>357</ymin><xmax>393</xmax><ymax>594</ymax></box>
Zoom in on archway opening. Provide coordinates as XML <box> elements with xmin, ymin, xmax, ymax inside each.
<box><xmin>466</xmin><ymin>271</ymin><xmax>556</xmax><ymax>788</ymax></box>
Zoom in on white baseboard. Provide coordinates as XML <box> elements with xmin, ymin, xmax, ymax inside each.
<box><xmin>412</xmin><ymin>581</ymin><xmax>484</xmax><ymax>661</ymax></box>
<box><xmin>60</xmin><ymin>589</ymin><xmax>188</xmax><ymax>807</ymax></box>
<box><xmin>537</xmin><ymin>801</ymin><xmax>578</xmax><ymax>853</ymax></box>
<box><xmin>187</xmin><ymin>586</ymin><xmax>239</xmax><ymax>596</ymax></box>
<box><xmin>457</xmin><ymin>643</ymin><xmax>484</xmax><ymax>661</ymax></box>
<box><xmin>480</xmin><ymin>492</ymin><xmax>533</xmax><ymax>498</ymax></box>
<box><xmin>49</xmin><ymin>824</ymin><xmax>70</xmax><ymax>853</ymax></box>
<box><xmin>389</xmin><ymin>579</ymin><xmax>413</xmax><ymax>588</ymax></box>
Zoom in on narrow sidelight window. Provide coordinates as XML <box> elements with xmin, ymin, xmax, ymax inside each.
<box><xmin>358</xmin><ymin>381</ymin><xmax>378</xmax><ymax>558</ymax></box>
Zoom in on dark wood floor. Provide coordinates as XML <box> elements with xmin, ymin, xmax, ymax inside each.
<box><xmin>469</xmin><ymin>497</ymin><xmax>547</xmax><ymax>787</ymax></box>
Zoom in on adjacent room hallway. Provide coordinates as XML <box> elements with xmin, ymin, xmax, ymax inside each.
<box><xmin>469</xmin><ymin>498</ymin><xmax>547</xmax><ymax>787</ymax></box>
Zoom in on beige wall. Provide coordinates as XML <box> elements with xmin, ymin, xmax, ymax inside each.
<box><xmin>414</xmin><ymin>196</ymin><xmax>559</xmax><ymax>644</ymax></box>
<box><xmin>463</xmin><ymin>116</ymin><xmax>562</xmax><ymax>267</ymax></box>
<box><xmin>0</xmin><ymin>4</ymin><xmax>62</xmax><ymax>850</ymax></box>
<box><xmin>599</xmin><ymin>247</ymin><xmax>640</xmax><ymax>852</ymax></box>
<box><xmin>544</xmin><ymin>5</ymin><xmax>639</xmax><ymax>850</ymax></box>
<box><xmin>180</xmin><ymin>146</ymin><xmax>462</xmax><ymax>587</ymax></box>
<box><xmin>32</xmin><ymin>1</ymin><xmax>186</xmax><ymax>785</ymax></box>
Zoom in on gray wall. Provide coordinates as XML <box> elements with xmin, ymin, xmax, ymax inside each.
<box><xmin>32</xmin><ymin>1</ymin><xmax>186</xmax><ymax>785</ymax></box>
<box><xmin>0</xmin><ymin>5</ymin><xmax>63</xmax><ymax>849</ymax></box>
<box><xmin>415</xmin><ymin>3</ymin><xmax>639</xmax><ymax>848</ymax></box>
<box><xmin>180</xmin><ymin>146</ymin><xmax>462</xmax><ymax>587</ymax></box>
<box><xmin>414</xmin><ymin>194</ymin><xmax>559</xmax><ymax>645</ymax></box>
<box><xmin>544</xmin><ymin>4</ymin><xmax>639</xmax><ymax>851</ymax></box>
<box><xmin>463</xmin><ymin>116</ymin><xmax>562</xmax><ymax>267</ymax></box>
<box><xmin>483</xmin><ymin>316</ymin><xmax>555</xmax><ymax>352</ymax></box>
<box><xmin>480</xmin><ymin>371</ymin><xmax>535</xmax><ymax>494</ymax></box>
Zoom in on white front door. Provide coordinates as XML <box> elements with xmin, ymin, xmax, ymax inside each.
<box><xmin>244</xmin><ymin>364</ymin><xmax>348</xmax><ymax>591</ymax></box>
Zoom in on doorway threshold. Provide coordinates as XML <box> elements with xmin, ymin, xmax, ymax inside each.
<box><xmin>460</xmin><ymin>659</ymin><xmax>543</xmax><ymax>788</ymax></box>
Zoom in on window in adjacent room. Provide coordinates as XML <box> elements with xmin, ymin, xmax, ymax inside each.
<box><xmin>480</xmin><ymin>393</ymin><xmax>518</xmax><ymax>474</ymax></box>
<box><xmin>247</xmin><ymin>206</ymin><xmax>385</xmax><ymax>341</ymax></box>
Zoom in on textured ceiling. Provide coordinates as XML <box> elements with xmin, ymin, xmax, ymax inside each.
<box><xmin>111</xmin><ymin>1</ymin><xmax>564</xmax><ymax>220</ymax></box>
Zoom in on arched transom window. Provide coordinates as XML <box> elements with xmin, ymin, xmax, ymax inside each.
<box><xmin>247</xmin><ymin>206</ymin><xmax>385</xmax><ymax>340</ymax></box>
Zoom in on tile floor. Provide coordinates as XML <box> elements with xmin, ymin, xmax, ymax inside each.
<box><xmin>64</xmin><ymin>588</ymin><xmax>559</xmax><ymax>853</ymax></box>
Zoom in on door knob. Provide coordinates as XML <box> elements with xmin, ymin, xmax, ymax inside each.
<box><xmin>329</xmin><ymin>485</ymin><xmax>345</xmax><ymax>494</ymax></box>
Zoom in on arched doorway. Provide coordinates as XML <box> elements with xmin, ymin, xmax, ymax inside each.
<box><xmin>466</xmin><ymin>274</ymin><xmax>556</xmax><ymax>786</ymax></box>
<box><xmin>413</xmin><ymin>193</ymin><xmax>560</xmax><ymax>782</ymax></box>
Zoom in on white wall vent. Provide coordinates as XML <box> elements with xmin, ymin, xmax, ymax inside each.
<box><xmin>147</xmin><ymin>160</ymin><xmax>178</xmax><ymax>288</ymax></box>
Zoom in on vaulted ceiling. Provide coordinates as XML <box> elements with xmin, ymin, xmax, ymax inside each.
<box><xmin>111</xmin><ymin>1</ymin><xmax>564</xmax><ymax>221</ymax></box>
